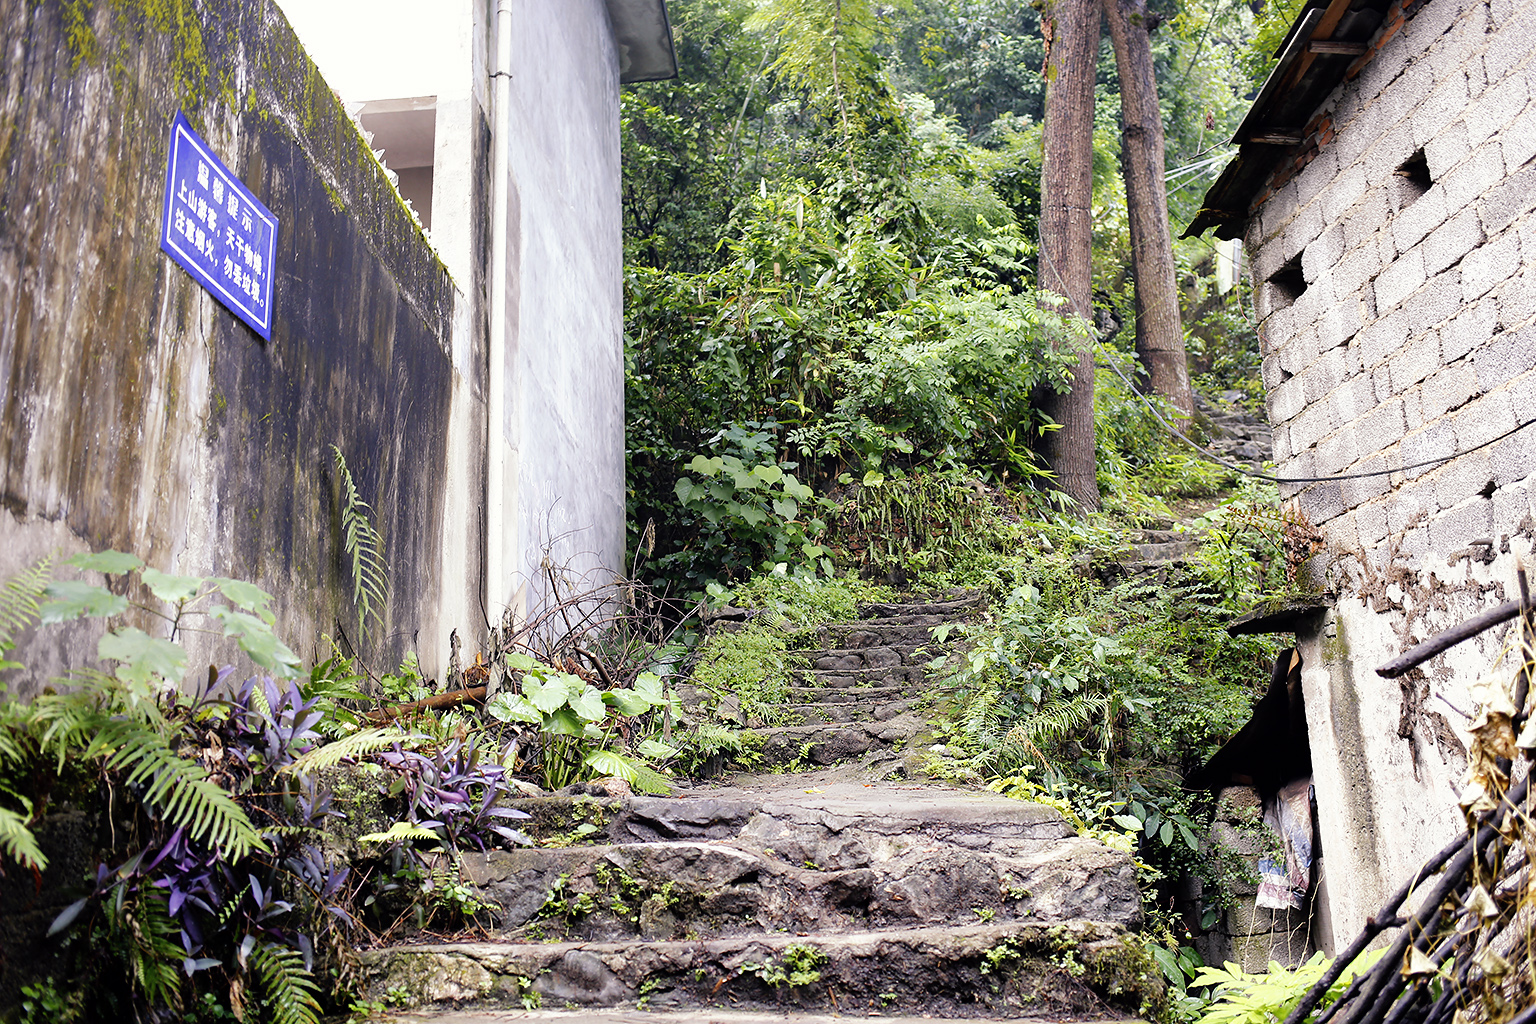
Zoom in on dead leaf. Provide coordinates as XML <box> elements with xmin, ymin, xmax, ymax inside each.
<box><xmin>1403</xmin><ymin>946</ymin><xmax>1438</xmax><ymax>977</ymax></box>
<box><xmin>1464</xmin><ymin>884</ymin><xmax>1498</xmax><ymax>919</ymax></box>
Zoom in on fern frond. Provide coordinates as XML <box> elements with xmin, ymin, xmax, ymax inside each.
<box><xmin>1017</xmin><ymin>693</ymin><xmax>1111</xmax><ymax>747</ymax></box>
<box><xmin>87</xmin><ymin>718</ymin><xmax>267</xmax><ymax>859</ymax></box>
<box><xmin>281</xmin><ymin>727</ymin><xmax>401</xmax><ymax>774</ymax></box>
<box><xmin>332</xmin><ymin>446</ymin><xmax>389</xmax><ymax>637</ymax></box>
<box><xmin>0</xmin><ymin>555</ymin><xmax>54</xmax><ymax>669</ymax></box>
<box><xmin>122</xmin><ymin>893</ymin><xmax>186</xmax><ymax>1012</ymax></box>
<box><xmin>0</xmin><ymin>805</ymin><xmax>45</xmax><ymax>871</ymax></box>
<box><xmin>250</xmin><ymin>942</ymin><xmax>323</xmax><ymax>1024</ymax></box>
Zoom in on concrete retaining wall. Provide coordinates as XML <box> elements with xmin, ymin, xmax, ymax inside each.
<box><xmin>0</xmin><ymin>0</ymin><xmax>481</xmax><ymax>689</ymax></box>
<box><xmin>1243</xmin><ymin>0</ymin><xmax>1536</xmax><ymax>949</ymax></box>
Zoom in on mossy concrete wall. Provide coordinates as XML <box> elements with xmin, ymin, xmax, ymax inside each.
<box><xmin>0</xmin><ymin>0</ymin><xmax>484</xmax><ymax>689</ymax></box>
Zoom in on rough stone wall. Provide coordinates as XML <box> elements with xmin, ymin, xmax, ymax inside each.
<box><xmin>1243</xmin><ymin>0</ymin><xmax>1536</xmax><ymax>949</ymax></box>
<box><xmin>502</xmin><ymin>0</ymin><xmax>626</xmax><ymax>619</ymax></box>
<box><xmin>0</xmin><ymin>0</ymin><xmax>482</xmax><ymax>690</ymax></box>
<box><xmin>1195</xmin><ymin>787</ymin><xmax>1313</xmax><ymax>972</ymax></box>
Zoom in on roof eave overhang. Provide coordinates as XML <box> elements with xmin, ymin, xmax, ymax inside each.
<box><xmin>605</xmin><ymin>0</ymin><xmax>678</xmax><ymax>84</ymax></box>
<box><xmin>1182</xmin><ymin>0</ymin><xmax>1402</xmax><ymax>240</ymax></box>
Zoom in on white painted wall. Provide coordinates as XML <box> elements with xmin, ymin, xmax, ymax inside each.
<box><xmin>501</xmin><ymin>0</ymin><xmax>626</xmax><ymax>624</ymax></box>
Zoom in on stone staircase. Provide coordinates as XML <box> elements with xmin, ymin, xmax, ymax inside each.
<box><xmin>359</xmin><ymin>783</ymin><xmax>1154</xmax><ymax>1018</ymax></box>
<box><xmin>743</xmin><ymin>591</ymin><xmax>986</xmax><ymax>772</ymax></box>
<box><xmin>357</xmin><ymin>592</ymin><xmax>1161</xmax><ymax>1019</ymax></box>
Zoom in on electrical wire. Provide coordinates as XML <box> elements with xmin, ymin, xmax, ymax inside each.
<box><xmin>1095</xmin><ymin>340</ymin><xmax>1536</xmax><ymax>485</ymax></box>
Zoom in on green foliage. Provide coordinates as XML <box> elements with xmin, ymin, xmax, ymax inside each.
<box><xmin>1194</xmin><ymin>950</ymin><xmax>1386</xmax><ymax>1024</ymax></box>
<box><xmin>673</xmin><ymin>436</ymin><xmax>832</xmax><ymax>579</ymax></box>
<box><xmin>284</xmin><ymin>726</ymin><xmax>401</xmax><ymax>774</ymax></box>
<box><xmin>0</xmin><ymin>553</ymin><xmax>326</xmax><ymax>874</ymax></box>
<box><xmin>726</xmin><ymin>569</ymin><xmax>892</xmax><ymax>626</ymax></box>
<box><xmin>0</xmin><ymin>802</ymin><xmax>45</xmax><ymax>871</ymax></box>
<box><xmin>87</xmin><ymin>714</ymin><xmax>267</xmax><ymax>858</ymax></box>
<box><xmin>485</xmin><ymin>654</ymin><xmax>675</xmax><ymax>792</ymax></box>
<box><xmin>249</xmin><ymin>942</ymin><xmax>324</xmax><ymax>1024</ymax></box>
<box><xmin>1241</xmin><ymin>0</ymin><xmax>1309</xmax><ymax>90</ymax></box>
<box><xmin>744</xmin><ymin>942</ymin><xmax>827</xmax><ymax>988</ymax></box>
<box><xmin>378</xmin><ymin>651</ymin><xmax>430</xmax><ymax>704</ymax></box>
<box><xmin>689</xmin><ymin>623</ymin><xmax>793</xmax><ymax>727</ymax></box>
<box><xmin>937</xmin><ymin>582</ymin><xmax>1134</xmax><ymax>774</ymax></box>
<box><xmin>0</xmin><ymin>554</ymin><xmax>54</xmax><ymax>671</ymax></box>
<box><xmin>333</xmin><ymin>444</ymin><xmax>390</xmax><ymax>640</ymax></box>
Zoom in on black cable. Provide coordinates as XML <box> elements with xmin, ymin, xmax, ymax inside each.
<box><xmin>1094</xmin><ymin>340</ymin><xmax>1536</xmax><ymax>485</ymax></box>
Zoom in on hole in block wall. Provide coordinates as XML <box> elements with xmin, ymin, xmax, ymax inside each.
<box><xmin>1268</xmin><ymin>252</ymin><xmax>1307</xmax><ymax>312</ymax></box>
<box><xmin>1390</xmin><ymin>151</ymin><xmax>1432</xmax><ymax>212</ymax></box>
<box><xmin>1480</xmin><ymin>479</ymin><xmax>1496</xmax><ymax>499</ymax></box>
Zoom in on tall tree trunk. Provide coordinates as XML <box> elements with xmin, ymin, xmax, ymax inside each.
<box><xmin>1103</xmin><ymin>0</ymin><xmax>1194</xmax><ymax>416</ymax></box>
<box><xmin>1037</xmin><ymin>0</ymin><xmax>1101</xmax><ymax>510</ymax></box>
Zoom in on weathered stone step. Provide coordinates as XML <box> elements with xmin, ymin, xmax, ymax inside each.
<box><xmin>394</xmin><ymin>1011</ymin><xmax>1127</xmax><ymax>1024</ymax></box>
<box><xmin>812</xmin><ymin>621</ymin><xmax>956</xmax><ymax>648</ymax></box>
<box><xmin>455</xmin><ymin>821</ymin><xmax>1132</xmax><ymax>945</ymax></box>
<box><xmin>791</xmin><ymin>664</ymin><xmax>928</xmax><ymax>686</ymax></box>
<box><xmin>786</xmin><ymin>682</ymin><xmax>909</xmax><ymax>702</ymax></box>
<box><xmin>754</xmin><ymin>718</ymin><xmax>927</xmax><ymax>765</ymax></box>
<box><xmin>1128</xmin><ymin>539</ymin><xmax>1197</xmax><ymax>562</ymax></box>
<box><xmin>798</xmin><ymin>645</ymin><xmax>927</xmax><ymax>670</ymax></box>
<box><xmin>785</xmin><ymin>697</ymin><xmax>918</xmax><ymax>724</ymax></box>
<box><xmin>857</xmin><ymin>593</ymin><xmax>987</xmax><ymax>619</ymax></box>
<box><xmin>359</xmin><ymin>919</ymin><xmax>1153</xmax><ymax>1018</ymax></box>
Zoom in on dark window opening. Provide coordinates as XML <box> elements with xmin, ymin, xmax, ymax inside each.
<box><xmin>1391</xmin><ymin>151</ymin><xmax>1432</xmax><ymax>212</ymax></box>
<box><xmin>1268</xmin><ymin>252</ymin><xmax>1307</xmax><ymax>312</ymax></box>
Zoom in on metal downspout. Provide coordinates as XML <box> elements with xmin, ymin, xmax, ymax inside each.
<box><xmin>486</xmin><ymin>0</ymin><xmax>513</xmax><ymax>620</ymax></box>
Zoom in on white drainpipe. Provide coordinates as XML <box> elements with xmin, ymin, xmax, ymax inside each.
<box><xmin>486</xmin><ymin>0</ymin><xmax>513</xmax><ymax>621</ymax></box>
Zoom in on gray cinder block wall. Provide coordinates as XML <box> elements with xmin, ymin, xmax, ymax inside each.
<box><xmin>1241</xmin><ymin>0</ymin><xmax>1536</xmax><ymax>950</ymax></box>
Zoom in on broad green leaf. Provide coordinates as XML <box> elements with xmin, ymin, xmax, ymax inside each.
<box><xmin>729</xmin><ymin>468</ymin><xmax>760</xmax><ymax>491</ymax></box>
<box><xmin>739</xmin><ymin>506</ymin><xmax>768</xmax><ymax>527</ymax></box>
<box><xmin>687</xmin><ymin>455</ymin><xmax>724</xmax><ymax>476</ymax></box>
<box><xmin>545</xmin><ymin>708</ymin><xmax>587</xmax><ymax>736</ymax></box>
<box><xmin>633</xmin><ymin>672</ymin><xmax>666</xmax><ymax>704</ymax></box>
<box><xmin>862</xmin><ymin>469</ymin><xmax>885</xmax><ymax>487</ymax></box>
<box><xmin>67</xmin><ymin>550</ymin><xmax>143</xmax><ymax>574</ymax></box>
<box><xmin>637</xmin><ymin>738</ymin><xmax>680</xmax><ymax>759</ymax></box>
<box><xmin>40</xmin><ymin>581</ymin><xmax>127</xmax><ymax>623</ymax></box>
<box><xmin>1159</xmin><ymin>820</ymin><xmax>1174</xmax><ymax>846</ymax></box>
<box><xmin>98</xmin><ymin>628</ymin><xmax>187</xmax><ymax>686</ymax></box>
<box><xmin>505</xmin><ymin>652</ymin><xmax>540</xmax><ymax>672</ymax></box>
<box><xmin>1178</xmin><ymin>822</ymin><xmax>1199</xmax><ymax>851</ymax></box>
<box><xmin>603</xmin><ymin>688</ymin><xmax>653</xmax><ymax>716</ymax></box>
<box><xmin>1111</xmin><ymin>814</ymin><xmax>1142</xmax><ymax>831</ymax></box>
<box><xmin>772</xmin><ymin>498</ymin><xmax>799</xmax><ymax>521</ymax></box>
<box><xmin>674</xmin><ymin>477</ymin><xmax>697</xmax><ymax>504</ymax></box>
<box><xmin>782</xmin><ymin>476</ymin><xmax>813</xmax><ymax>502</ymax></box>
<box><xmin>212</xmin><ymin>578</ymin><xmax>276</xmax><ymax>625</ymax></box>
<box><xmin>750</xmin><ymin>464</ymin><xmax>783</xmax><ymax>485</ymax></box>
<box><xmin>524</xmin><ymin>674</ymin><xmax>578</xmax><ymax>714</ymax></box>
<box><xmin>569</xmin><ymin>684</ymin><xmax>607</xmax><ymax>722</ymax></box>
<box><xmin>141</xmin><ymin>568</ymin><xmax>203</xmax><ymax>603</ymax></box>
<box><xmin>486</xmin><ymin>692</ymin><xmax>542</xmax><ymax>724</ymax></box>
<box><xmin>209</xmin><ymin>605</ymin><xmax>300</xmax><ymax>676</ymax></box>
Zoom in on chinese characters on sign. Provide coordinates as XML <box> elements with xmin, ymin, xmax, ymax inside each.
<box><xmin>159</xmin><ymin>111</ymin><xmax>279</xmax><ymax>339</ymax></box>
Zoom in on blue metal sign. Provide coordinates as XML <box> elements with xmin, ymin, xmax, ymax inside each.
<box><xmin>159</xmin><ymin>111</ymin><xmax>278</xmax><ymax>339</ymax></box>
